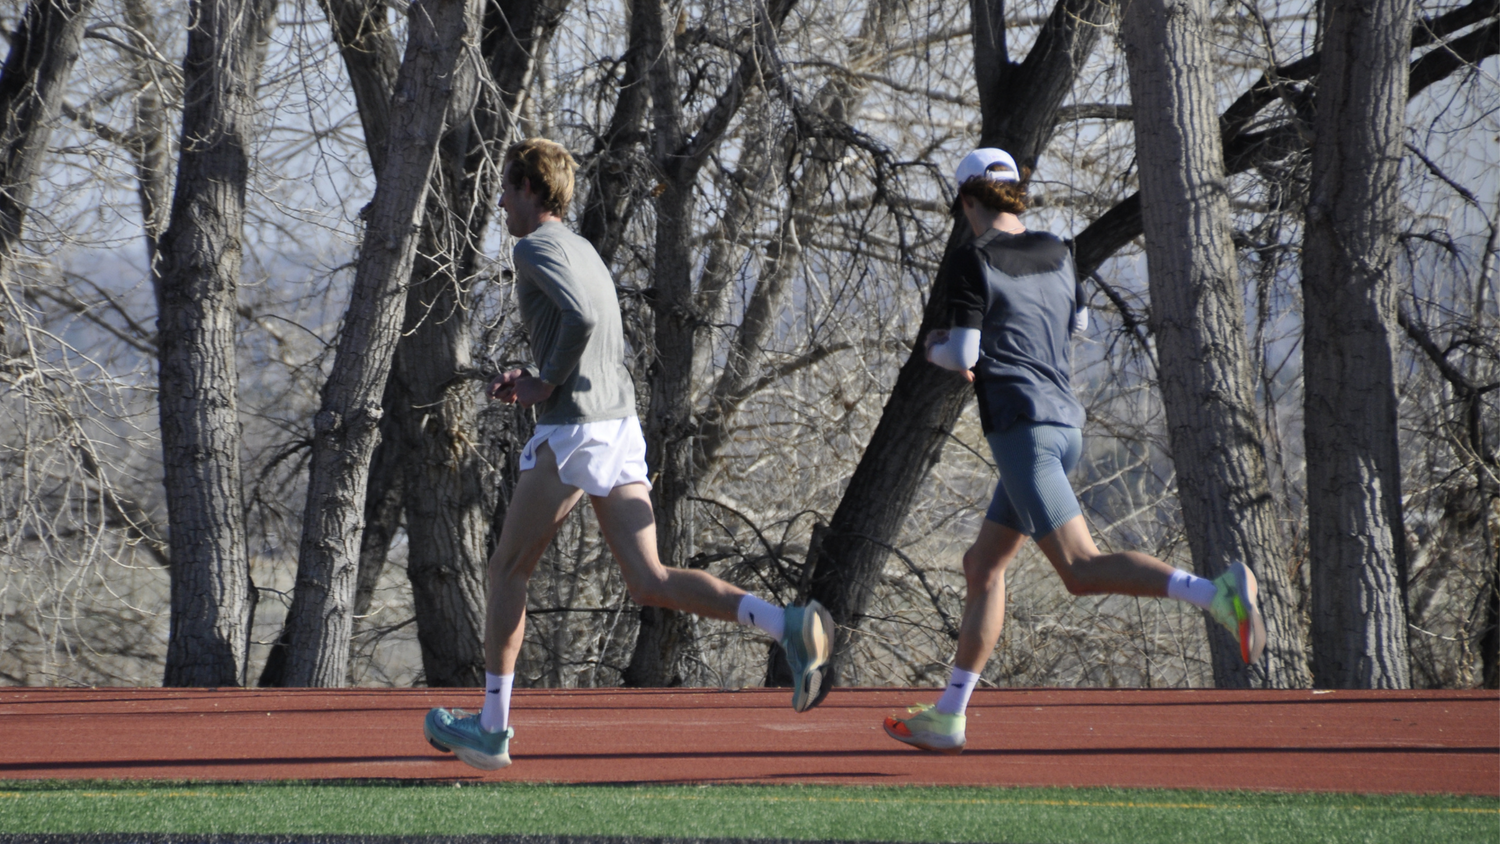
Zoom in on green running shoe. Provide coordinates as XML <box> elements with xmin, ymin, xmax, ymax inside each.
<box><xmin>884</xmin><ymin>703</ymin><xmax>966</xmax><ymax>754</ymax></box>
<box><xmin>1209</xmin><ymin>561</ymin><xmax>1267</xmax><ymax>664</ymax></box>
<box><xmin>424</xmin><ymin>707</ymin><xmax>512</xmax><ymax>770</ymax></box>
<box><xmin>783</xmin><ymin>600</ymin><xmax>834</xmax><ymax>712</ymax></box>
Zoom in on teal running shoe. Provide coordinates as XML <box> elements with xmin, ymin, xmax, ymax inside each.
<box><xmin>424</xmin><ymin>707</ymin><xmax>512</xmax><ymax>770</ymax></box>
<box><xmin>884</xmin><ymin>703</ymin><xmax>966</xmax><ymax>754</ymax></box>
<box><xmin>1209</xmin><ymin>561</ymin><xmax>1267</xmax><ymax>664</ymax></box>
<box><xmin>783</xmin><ymin>600</ymin><xmax>834</xmax><ymax>712</ymax></box>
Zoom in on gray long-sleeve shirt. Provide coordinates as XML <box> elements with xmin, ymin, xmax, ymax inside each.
<box><xmin>514</xmin><ymin>221</ymin><xmax>637</xmax><ymax>425</ymax></box>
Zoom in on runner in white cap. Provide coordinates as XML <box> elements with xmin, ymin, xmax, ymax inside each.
<box><xmin>883</xmin><ymin>148</ymin><xmax>1266</xmax><ymax>754</ymax></box>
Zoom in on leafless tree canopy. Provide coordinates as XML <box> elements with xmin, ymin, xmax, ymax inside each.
<box><xmin>0</xmin><ymin>0</ymin><xmax>1495</xmax><ymax>691</ymax></box>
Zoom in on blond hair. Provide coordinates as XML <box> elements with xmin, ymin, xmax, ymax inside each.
<box><xmin>504</xmin><ymin>138</ymin><xmax>577</xmax><ymax>217</ymax></box>
<box><xmin>957</xmin><ymin>165</ymin><xmax>1032</xmax><ymax>215</ymax></box>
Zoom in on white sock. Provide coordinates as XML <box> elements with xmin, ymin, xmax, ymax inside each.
<box><xmin>479</xmin><ymin>671</ymin><xmax>513</xmax><ymax>733</ymax></box>
<box><xmin>935</xmin><ymin>667</ymin><xmax>981</xmax><ymax>716</ymax></box>
<box><xmin>736</xmin><ymin>594</ymin><xmax>785</xmax><ymax>640</ymax></box>
<box><xmin>1167</xmin><ymin>568</ymin><xmax>1217</xmax><ymax>610</ymax></box>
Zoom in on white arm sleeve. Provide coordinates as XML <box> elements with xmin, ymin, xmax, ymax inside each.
<box><xmin>1073</xmin><ymin>307</ymin><xmax>1089</xmax><ymax>334</ymax></box>
<box><xmin>926</xmin><ymin>327</ymin><xmax>981</xmax><ymax>372</ymax></box>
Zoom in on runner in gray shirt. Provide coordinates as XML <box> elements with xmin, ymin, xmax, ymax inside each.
<box><xmin>513</xmin><ymin>220</ymin><xmax>636</xmax><ymax>425</ymax></box>
<box><xmin>423</xmin><ymin>139</ymin><xmax>834</xmax><ymax>772</ymax></box>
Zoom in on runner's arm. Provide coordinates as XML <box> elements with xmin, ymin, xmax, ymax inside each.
<box><xmin>926</xmin><ymin>247</ymin><xmax>984</xmax><ymax>374</ymax></box>
<box><xmin>926</xmin><ymin>327</ymin><xmax>980</xmax><ymax>371</ymax></box>
<box><xmin>516</xmin><ymin>239</ymin><xmax>595</xmax><ymax>385</ymax></box>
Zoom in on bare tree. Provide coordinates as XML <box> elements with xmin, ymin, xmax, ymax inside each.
<box><xmin>622</xmin><ymin>0</ymin><xmax>800</xmax><ymax>687</ymax></box>
<box><xmin>0</xmin><ymin>0</ymin><xmax>95</xmax><ymax>297</ymax></box>
<box><xmin>1302</xmin><ymin>0</ymin><xmax>1416</xmax><ymax>689</ymax></box>
<box><xmin>1120</xmin><ymin>0</ymin><xmax>1310</xmax><ymax>687</ymax></box>
<box><xmin>155</xmin><ymin>0</ymin><xmax>276</xmax><ymax>686</ymax></box>
<box><xmin>3</xmin><ymin>0</ymin><xmax>1495</xmax><ymax>697</ymax></box>
<box><xmin>393</xmin><ymin>0</ymin><xmax>569</xmax><ymax>685</ymax></box>
<box><xmin>281</xmin><ymin>0</ymin><xmax>478</xmax><ymax>686</ymax></box>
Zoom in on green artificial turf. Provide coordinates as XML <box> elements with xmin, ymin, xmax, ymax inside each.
<box><xmin>0</xmin><ymin>781</ymin><xmax>1495</xmax><ymax>843</ymax></box>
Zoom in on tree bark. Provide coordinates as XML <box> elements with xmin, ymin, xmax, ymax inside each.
<box><xmin>621</xmin><ymin>0</ymin><xmax>797</xmax><ymax>687</ymax></box>
<box><xmin>1120</xmin><ymin>0</ymin><xmax>1310</xmax><ymax>687</ymax></box>
<box><xmin>804</xmin><ymin>0</ymin><xmax>1109</xmax><ymax>686</ymax></box>
<box><xmin>394</xmin><ymin>180</ymin><xmax>491</xmax><ymax>686</ymax></box>
<box><xmin>0</xmin><ymin>0</ymin><xmax>93</xmax><ymax>274</ymax></box>
<box><xmin>396</xmin><ymin>0</ymin><xmax>567</xmax><ymax>687</ymax></box>
<box><xmin>260</xmin><ymin>0</ymin><xmax>564</xmax><ymax>688</ymax></box>
<box><xmin>1303</xmin><ymin>0</ymin><xmax>1414</xmax><ymax>689</ymax></box>
<box><xmin>120</xmin><ymin>0</ymin><xmax>171</xmax><ymax>292</ymax></box>
<box><xmin>622</xmin><ymin>0</ymin><xmax>696</xmax><ymax>687</ymax></box>
<box><xmin>575</xmin><ymin>0</ymin><xmax>654</xmax><ymax>266</ymax></box>
<box><xmin>281</xmin><ymin>0</ymin><xmax>476</xmax><ymax>686</ymax></box>
<box><xmin>255</xmin><ymin>0</ymin><xmax>406</xmax><ymax>689</ymax></box>
<box><xmin>155</xmin><ymin>0</ymin><xmax>276</xmax><ymax>687</ymax></box>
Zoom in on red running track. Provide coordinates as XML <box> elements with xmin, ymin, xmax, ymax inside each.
<box><xmin>1</xmin><ymin>687</ymin><xmax>1494</xmax><ymax>796</ymax></box>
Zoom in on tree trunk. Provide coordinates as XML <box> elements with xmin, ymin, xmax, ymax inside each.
<box><xmin>281</xmin><ymin>0</ymin><xmax>476</xmax><ymax>687</ymax></box>
<box><xmin>155</xmin><ymin>0</ymin><xmax>276</xmax><ymax>687</ymax></box>
<box><xmin>397</xmin><ymin>0</ymin><xmax>568</xmax><ymax>688</ymax></box>
<box><xmin>263</xmin><ymin>0</ymin><xmax>564</xmax><ymax>688</ymax></box>
<box><xmin>316</xmin><ymin>0</ymin><xmax>401</xmax><ymax>172</ymax></box>
<box><xmin>1482</xmin><ymin>570</ymin><xmax>1498</xmax><ymax>689</ymax></box>
<box><xmin>120</xmin><ymin>0</ymin><xmax>170</xmax><ymax>289</ymax></box>
<box><xmin>1121</xmin><ymin>0</ymin><xmax>1310</xmax><ymax>688</ymax></box>
<box><xmin>0</xmin><ymin>0</ymin><xmax>88</xmax><ymax>360</ymax></box>
<box><xmin>575</xmin><ymin>0</ymin><xmax>653</xmax><ymax>267</ymax></box>
<box><xmin>394</xmin><ymin>185</ymin><xmax>490</xmax><ymax>687</ymax></box>
<box><xmin>622</xmin><ymin>0</ymin><xmax>797</xmax><ymax>687</ymax></box>
<box><xmin>622</xmin><ymin>0</ymin><xmax>695</xmax><ymax>686</ymax></box>
<box><xmin>804</xmin><ymin>0</ymin><xmax>1109</xmax><ymax>686</ymax></box>
<box><xmin>255</xmin><ymin>0</ymin><xmax>405</xmax><ymax>689</ymax></box>
<box><xmin>1303</xmin><ymin>0</ymin><xmax>1414</xmax><ymax>689</ymax></box>
<box><xmin>0</xmin><ymin>0</ymin><xmax>92</xmax><ymax>277</ymax></box>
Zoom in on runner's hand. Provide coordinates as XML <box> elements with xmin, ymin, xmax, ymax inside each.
<box><xmin>488</xmin><ymin>369</ymin><xmax>526</xmax><ymax>403</ymax></box>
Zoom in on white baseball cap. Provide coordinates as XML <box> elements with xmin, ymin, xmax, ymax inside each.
<box><xmin>955</xmin><ymin>148</ymin><xmax>1020</xmax><ymax>187</ymax></box>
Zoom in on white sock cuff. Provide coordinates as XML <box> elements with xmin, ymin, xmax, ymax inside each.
<box><xmin>935</xmin><ymin>666</ymin><xmax>982</xmax><ymax>716</ymax></box>
<box><xmin>480</xmin><ymin>672</ymin><xmax>514</xmax><ymax>733</ymax></box>
<box><xmin>737</xmin><ymin>594</ymin><xmax>785</xmax><ymax>640</ymax></box>
<box><xmin>1167</xmin><ymin>569</ymin><xmax>1217</xmax><ymax>610</ymax></box>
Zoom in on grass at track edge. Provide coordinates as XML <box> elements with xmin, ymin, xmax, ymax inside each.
<box><xmin>0</xmin><ymin>780</ymin><xmax>1495</xmax><ymax>844</ymax></box>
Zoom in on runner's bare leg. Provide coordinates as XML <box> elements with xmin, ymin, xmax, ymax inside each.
<box><xmin>590</xmin><ymin>481</ymin><xmax>744</xmax><ymax>622</ymax></box>
<box><xmin>953</xmin><ymin>519</ymin><xmax>1026</xmax><ymax>673</ymax></box>
<box><xmin>485</xmin><ymin>443</ymin><xmax>584</xmax><ymax>675</ymax></box>
<box><xmin>1035</xmin><ymin>515</ymin><xmax>1176</xmax><ymax>597</ymax></box>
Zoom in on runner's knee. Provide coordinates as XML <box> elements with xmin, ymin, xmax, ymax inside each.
<box><xmin>622</xmin><ymin>566</ymin><xmax>672</xmax><ymax>607</ymax></box>
<box><xmin>962</xmin><ymin>545</ymin><xmax>1007</xmax><ymax>592</ymax></box>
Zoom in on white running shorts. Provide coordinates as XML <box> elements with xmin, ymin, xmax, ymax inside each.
<box><xmin>518</xmin><ymin>416</ymin><xmax>651</xmax><ymax>497</ymax></box>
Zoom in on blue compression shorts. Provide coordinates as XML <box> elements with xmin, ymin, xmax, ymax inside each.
<box><xmin>983</xmin><ymin>422</ymin><xmax>1083</xmax><ymax>538</ymax></box>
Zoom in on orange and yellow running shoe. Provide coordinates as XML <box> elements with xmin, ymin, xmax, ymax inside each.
<box><xmin>1209</xmin><ymin>561</ymin><xmax>1267</xmax><ymax>664</ymax></box>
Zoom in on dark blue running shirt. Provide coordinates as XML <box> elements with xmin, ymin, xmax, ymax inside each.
<box><xmin>937</xmin><ymin>228</ymin><xmax>1087</xmax><ymax>434</ymax></box>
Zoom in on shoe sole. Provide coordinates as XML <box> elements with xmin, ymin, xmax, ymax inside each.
<box><xmin>453</xmin><ymin>745</ymin><xmax>511</xmax><ymax>771</ymax></box>
<box><xmin>791</xmin><ymin>601</ymin><xmax>834</xmax><ymax>713</ymax></box>
<box><xmin>1231</xmin><ymin>562</ymin><xmax>1267</xmax><ymax>664</ymax></box>
<box><xmin>883</xmin><ymin>719</ymin><xmax>964</xmax><ymax>755</ymax></box>
<box><xmin>424</xmin><ymin>714</ymin><xmax>511</xmax><ymax>770</ymax></box>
